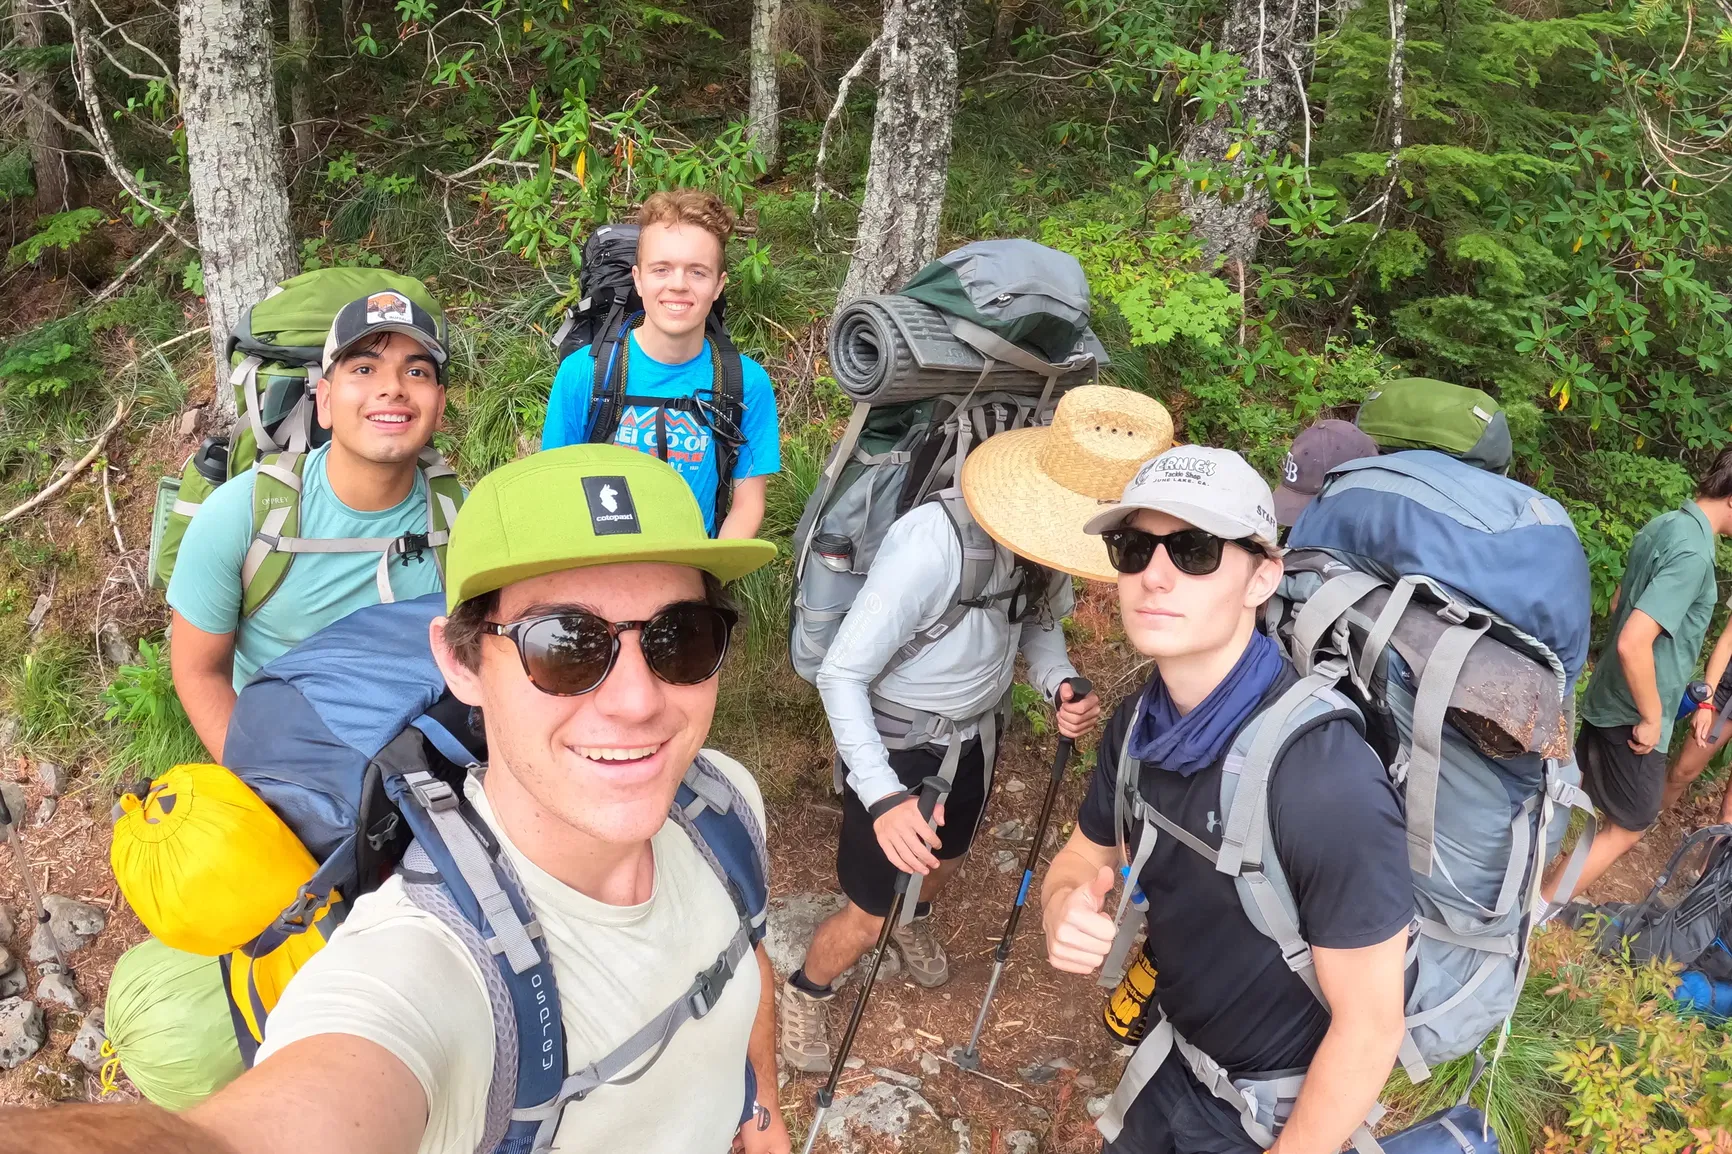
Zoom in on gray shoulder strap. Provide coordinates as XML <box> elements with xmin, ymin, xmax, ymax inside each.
<box><xmin>868</xmin><ymin>493</ymin><xmax>999</xmax><ymax>692</ymax></box>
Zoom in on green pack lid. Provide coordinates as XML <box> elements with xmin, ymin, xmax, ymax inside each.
<box><xmin>1356</xmin><ymin>377</ymin><xmax>1512</xmax><ymax>472</ymax></box>
<box><xmin>229</xmin><ymin>268</ymin><xmax>443</xmax><ymax>362</ymax></box>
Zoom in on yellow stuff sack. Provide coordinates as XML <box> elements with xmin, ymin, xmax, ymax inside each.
<box><xmin>111</xmin><ymin>763</ymin><xmax>319</xmax><ymax>956</ymax></box>
<box><xmin>227</xmin><ymin>890</ymin><xmax>343</xmax><ymax>1043</ymax></box>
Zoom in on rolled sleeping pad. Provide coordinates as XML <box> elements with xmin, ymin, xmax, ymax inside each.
<box><xmin>1675</xmin><ymin>969</ymin><xmax>1732</xmax><ymax>1017</ymax></box>
<box><xmin>828</xmin><ymin>294</ymin><xmax>1102</xmax><ymax>404</ymax></box>
<box><xmin>1379</xmin><ymin>1105</ymin><xmax>1500</xmax><ymax>1154</ymax></box>
<box><xmin>106</xmin><ymin>938</ymin><xmax>245</xmax><ymax>1109</ymax></box>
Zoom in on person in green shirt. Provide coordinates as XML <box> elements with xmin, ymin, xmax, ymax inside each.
<box><xmin>1543</xmin><ymin>449</ymin><xmax>1732</xmax><ymax>905</ymax></box>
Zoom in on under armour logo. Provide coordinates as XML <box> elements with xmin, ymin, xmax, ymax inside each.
<box><xmin>1206</xmin><ymin>811</ymin><xmax>1221</xmax><ymax>834</ymax></box>
<box><xmin>598</xmin><ymin>483</ymin><xmax>619</xmax><ymax>513</ymax></box>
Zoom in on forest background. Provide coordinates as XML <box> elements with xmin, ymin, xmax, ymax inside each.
<box><xmin>1</xmin><ymin>0</ymin><xmax>1732</xmax><ymax>1147</ymax></box>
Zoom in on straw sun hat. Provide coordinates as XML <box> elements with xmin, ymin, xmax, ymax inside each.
<box><xmin>961</xmin><ymin>385</ymin><xmax>1173</xmax><ymax>582</ymax></box>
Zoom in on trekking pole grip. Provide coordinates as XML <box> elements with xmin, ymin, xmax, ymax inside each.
<box><xmin>1051</xmin><ymin>677</ymin><xmax>1093</xmax><ymax>779</ymax></box>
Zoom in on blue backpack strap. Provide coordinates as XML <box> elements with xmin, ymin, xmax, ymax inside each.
<box><xmin>670</xmin><ymin>755</ymin><xmax>769</xmax><ymax>939</ymax></box>
<box><xmin>382</xmin><ymin>765</ymin><xmax>564</xmax><ymax>1154</ymax></box>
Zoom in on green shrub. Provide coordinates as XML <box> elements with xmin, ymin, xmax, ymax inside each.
<box><xmin>101</xmin><ymin>637</ymin><xmax>208</xmax><ymax>787</ymax></box>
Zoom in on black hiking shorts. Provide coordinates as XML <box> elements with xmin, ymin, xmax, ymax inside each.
<box><xmin>1577</xmin><ymin>721</ymin><xmax>1668</xmax><ymax>831</ymax></box>
<box><xmin>1101</xmin><ymin>1057</ymin><xmax>1262</xmax><ymax>1154</ymax></box>
<box><xmin>836</xmin><ymin>738</ymin><xmax>991</xmax><ymax>917</ymax></box>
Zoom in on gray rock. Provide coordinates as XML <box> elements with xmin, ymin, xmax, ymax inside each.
<box><xmin>0</xmin><ymin>965</ymin><xmax>23</xmax><ymax>999</ymax></box>
<box><xmin>1006</xmin><ymin>1132</ymin><xmax>1038</xmax><ymax>1154</ymax></box>
<box><xmin>178</xmin><ymin>408</ymin><xmax>202</xmax><ymax>438</ymax></box>
<box><xmin>1086</xmin><ymin>1095</ymin><xmax>1110</xmax><ymax>1119</ymax></box>
<box><xmin>1003</xmin><ymin>778</ymin><xmax>1027</xmax><ymax>794</ymax></box>
<box><xmin>28</xmin><ymin>896</ymin><xmax>106</xmax><ymax>963</ymax></box>
<box><xmin>993</xmin><ymin>850</ymin><xmax>1019</xmax><ymax>874</ymax></box>
<box><xmin>990</xmin><ymin>820</ymin><xmax>1029</xmax><ymax>842</ymax></box>
<box><xmin>0</xmin><ymin>998</ymin><xmax>45</xmax><ymax>1069</ymax></box>
<box><xmin>762</xmin><ymin>893</ymin><xmax>848</xmax><ymax>979</ymax></box>
<box><xmin>25</xmin><ymin>592</ymin><xmax>50</xmax><ymax>631</ymax></box>
<box><xmin>870</xmin><ymin>1065</ymin><xmax>922</xmax><ymax>1089</ymax></box>
<box><xmin>953</xmin><ymin>1117</ymin><xmax>973</xmax><ymax>1153</ymax></box>
<box><xmin>33</xmin><ymin>796</ymin><xmax>56</xmax><ymax>827</ymax></box>
<box><xmin>0</xmin><ymin>715</ymin><xmax>17</xmax><ymax>758</ymax></box>
<box><xmin>0</xmin><ymin>902</ymin><xmax>12</xmax><ymax>943</ymax></box>
<box><xmin>98</xmin><ymin>623</ymin><xmax>136</xmax><ymax>669</ymax></box>
<box><xmin>34</xmin><ymin>760</ymin><xmax>66</xmax><ymax>797</ymax></box>
<box><xmin>843</xmin><ymin>1057</ymin><xmax>865</xmax><ymax>1071</ymax></box>
<box><xmin>1018</xmin><ymin>1056</ymin><xmax>1076</xmax><ymax>1085</ymax></box>
<box><xmin>68</xmin><ymin>1008</ymin><xmax>106</xmax><ymax>1073</ymax></box>
<box><xmin>0</xmin><ymin>781</ymin><xmax>24</xmax><ymax>833</ymax></box>
<box><xmin>35</xmin><ymin>966</ymin><xmax>84</xmax><ymax>1012</ymax></box>
<box><xmin>1074</xmin><ymin>1074</ymin><xmax>1096</xmax><ymax>1091</ymax></box>
<box><xmin>821</xmin><ymin>1080</ymin><xmax>938</xmax><ymax>1142</ymax></box>
<box><xmin>919</xmin><ymin>1050</ymin><xmax>942</xmax><ymax>1079</ymax></box>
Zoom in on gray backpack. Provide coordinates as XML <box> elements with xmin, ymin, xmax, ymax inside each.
<box><xmin>1096</xmin><ymin>554</ymin><xmax>1596</xmax><ymax>1145</ymax></box>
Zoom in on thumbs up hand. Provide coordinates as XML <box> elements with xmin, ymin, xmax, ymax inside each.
<box><xmin>1044</xmin><ymin>865</ymin><xmax>1120</xmax><ymax>975</ymax></box>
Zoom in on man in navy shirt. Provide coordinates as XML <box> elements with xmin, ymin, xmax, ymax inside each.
<box><xmin>1040</xmin><ymin>447</ymin><xmax>1412</xmax><ymax>1154</ymax></box>
<box><xmin>542</xmin><ymin>190</ymin><xmax>780</xmax><ymax>539</ymax></box>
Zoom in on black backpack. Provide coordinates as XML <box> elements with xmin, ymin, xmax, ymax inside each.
<box><xmin>551</xmin><ymin>223</ymin><xmax>747</xmax><ymax>529</ymax></box>
<box><xmin>1573</xmin><ymin>824</ymin><xmax>1732</xmax><ymax>979</ymax></box>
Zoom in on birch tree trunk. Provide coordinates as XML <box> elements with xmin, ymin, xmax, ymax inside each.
<box><xmin>747</xmin><ymin>0</ymin><xmax>781</xmax><ymax>171</ymax></box>
<box><xmin>180</xmin><ymin>0</ymin><xmax>298</xmax><ymax>414</ymax></box>
<box><xmin>1178</xmin><ymin>0</ymin><xmax>1311</xmax><ymax>268</ymax></box>
<box><xmin>837</xmin><ymin>0</ymin><xmax>957</xmax><ymax>305</ymax></box>
<box><xmin>286</xmin><ymin>0</ymin><xmax>317</xmax><ymax>166</ymax></box>
<box><xmin>13</xmin><ymin>0</ymin><xmax>68</xmax><ymax>213</ymax></box>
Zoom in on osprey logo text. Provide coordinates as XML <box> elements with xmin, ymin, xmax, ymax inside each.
<box><xmin>582</xmin><ymin>475</ymin><xmax>640</xmax><ymax>535</ymax></box>
<box><xmin>1206</xmin><ymin>810</ymin><xmax>1221</xmax><ymax>834</ymax></box>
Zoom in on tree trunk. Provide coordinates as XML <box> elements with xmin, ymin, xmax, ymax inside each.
<box><xmin>837</xmin><ymin>0</ymin><xmax>958</xmax><ymax>305</ymax></box>
<box><xmin>1178</xmin><ymin>0</ymin><xmax>1310</xmax><ymax>268</ymax></box>
<box><xmin>989</xmin><ymin>0</ymin><xmax>1024</xmax><ymax>59</ymax></box>
<box><xmin>747</xmin><ymin>0</ymin><xmax>782</xmax><ymax>171</ymax></box>
<box><xmin>13</xmin><ymin>0</ymin><xmax>69</xmax><ymax>213</ymax></box>
<box><xmin>180</xmin><ymin>0</ymin><xmax>298</xmax><ymax>414</ymax></box>
<box><xmin>286</xmin><ymin>0</ymin><xmax>317</xmax><ymax>166</ymax></box>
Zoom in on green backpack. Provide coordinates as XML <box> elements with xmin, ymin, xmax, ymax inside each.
<box><xmin>149</xmin><ymin>268</ymin><xmax>463</xmax><ymax>613</ymax></box>
<box><xmin>1354</xmin><ymin>376</ymin><xmax>1512</xmax><ymax>472</ymax></box>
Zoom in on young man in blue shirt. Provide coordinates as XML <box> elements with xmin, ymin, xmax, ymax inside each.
<box><xmin>541</xmin><ymin>190</ymin><xmax>780</xmax><ymax>539</ymax></box>
<box><xmin>169</xmin><ymin>293</ymin><xmax>452</xmax><ymax>759</ymax></box>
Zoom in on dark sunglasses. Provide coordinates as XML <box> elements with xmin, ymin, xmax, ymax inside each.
<box><xmin>1102</xmin><ymin>527</ymin><xmax>1260</xmax><ymax>577</ymax></box>
<box><xmin>484</xmin><ymin>601</ymin><xmax>737</xmax><ymax>696</ymax></box>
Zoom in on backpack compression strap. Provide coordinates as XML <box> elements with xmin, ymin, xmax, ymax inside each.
<box><xmin>240</xmin><ymin>450</ymin><xmax>457</xmax><ymax>617</ymax></box>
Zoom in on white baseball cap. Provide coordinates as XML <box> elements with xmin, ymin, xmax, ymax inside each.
<box><xmin>1083</xmin><ymin>445</ymin><xmax>1282</xmax><ymax>554</ymax></box>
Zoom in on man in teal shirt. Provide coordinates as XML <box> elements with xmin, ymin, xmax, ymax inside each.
<box><xmin>169</xmin><ymin>292</ymin><xmax>451</xmax><ymax>759</ymax></box>
<box><xmin>1545</xmin><ymin>448</ymin><xmax>1732</xmax><ymax>905</ymax></box>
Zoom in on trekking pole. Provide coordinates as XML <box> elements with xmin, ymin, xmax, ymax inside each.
<box><xmin>0</xmin><ymin>784</ymin><xmax>71</xmax><ymax>974</ymax></box>
<box><xmin>799</xmin><ymin>776</ymin><xmax>947</xmax><ymax>1154</ymax></box>
<box><xmin>953</xmin><ymin>677</ymin><xmax>1092</xmax><ymax>1072</ymax></box>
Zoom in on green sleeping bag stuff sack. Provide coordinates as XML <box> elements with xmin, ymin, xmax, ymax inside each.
<box><xmin>1354</xmin><ymin>376</ymin><xmax>1512</xmax><ymax>473</ymax></box>
<box><xmin>105</xmin><ymin>938</ymin><xmax>245</xmax><ymax>1109</ymax></box>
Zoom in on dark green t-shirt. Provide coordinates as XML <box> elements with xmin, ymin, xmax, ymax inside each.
<box><xmin>1581</xmin><ymin>502</ymin><xmax>1719</xmax><ymax>747</ymax></box>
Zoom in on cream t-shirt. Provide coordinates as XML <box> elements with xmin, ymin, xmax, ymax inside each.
<box><xmin>256</xmin><ymin>751</ymin><xmax>765</xmax><ymax>1153</ymax></box>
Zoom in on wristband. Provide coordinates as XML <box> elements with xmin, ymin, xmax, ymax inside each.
<box><xmin>867</xmin><ymin>790</ymin><xmax>915</xmax><ymax>820</ymax></box>
<box><xmin>1701</xmin><ymin>700</ymin><xmax>1718</xmax><ymax>712</ymax></box>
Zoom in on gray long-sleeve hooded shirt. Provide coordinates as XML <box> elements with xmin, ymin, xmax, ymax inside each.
<box><xmin>815</xmin><ymin>501</ymin><xmax>1079</xmax><ymax>808</ymax></box>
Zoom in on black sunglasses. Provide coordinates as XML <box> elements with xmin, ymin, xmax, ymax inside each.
<box><xmin>484</xmin><ymin>601</ymin><xmax>737</xmax><ymax>696</ymax></box>
<box><xmin>1102</xmin><ymin>527</ymin><xmax>1260</xmax><ymax>577</ymax></box>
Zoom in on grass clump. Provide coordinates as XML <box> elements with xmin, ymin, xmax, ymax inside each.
<box><xmin>101</xmin><ymin>636</ymin><xmax>207</xmax><ymax>787</ymax></box>
<box><xmin>0</xmin><ymin>636</ymin><xmax>101</xmax><ymax>764</ymax></box>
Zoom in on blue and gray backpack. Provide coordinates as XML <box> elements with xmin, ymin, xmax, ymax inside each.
<box><xmin>222</xmin><ymin>592</ymin><xmax>769</xmax><ymax>1153</ymax></box>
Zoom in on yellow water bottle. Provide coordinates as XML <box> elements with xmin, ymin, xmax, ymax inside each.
<box><xmin>1103</xmin><ymin>944</ymin><xmax>1158</xmax><ymax>1046</ymax></box>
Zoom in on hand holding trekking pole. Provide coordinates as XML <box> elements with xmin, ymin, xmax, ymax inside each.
<box><xmin>955</xmin><ymin>677</ymin><xmax>1093</xmax><ymax>1070</ymax></box>
<box><xmin>874</xmin><ymin>795</ymin><xmax>945</xmax><ymax>875</ymax></box>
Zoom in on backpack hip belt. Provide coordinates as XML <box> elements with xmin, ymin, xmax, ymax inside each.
<box><xmin>1097</xmin><ymin>1010</ymin><xmax>1386</xmax><ymax>1153</ymax></box>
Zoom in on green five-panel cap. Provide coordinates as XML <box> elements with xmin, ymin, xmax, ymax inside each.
<box><xmin>445</xmin><ymin>445</ymin><xmax>776</xmax><ymax>612</ymax></box>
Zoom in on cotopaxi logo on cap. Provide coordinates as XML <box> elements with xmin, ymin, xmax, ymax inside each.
<box><xmin>582</xmin><ymin>475</ymin><xmax>640</xmax><ymax>535</ymax></box>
